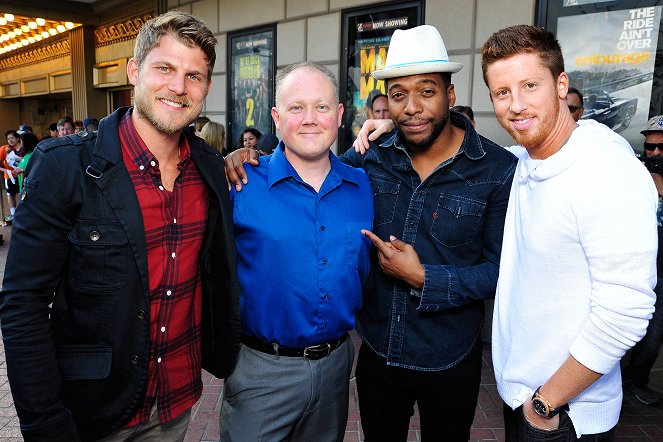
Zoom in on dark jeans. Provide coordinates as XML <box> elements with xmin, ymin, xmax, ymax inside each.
<box><xmin>503</xmin><ymin>404</ymin><xmax>614</xmax><ymax>442</ymax></box>
<box><xmin>624</xmin><ymin>278</ymin><xmax>663</xmax><ymax>386</ymax></box>
<box><xmin>355</xmin><ymin>340</ymin><xmax>482</xmax><ymax>442</ymax></box>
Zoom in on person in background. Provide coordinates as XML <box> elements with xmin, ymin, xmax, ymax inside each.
<box><xmin>482</xmin><ymin>24</ymin><xmax>656</xmax><ymax>440</ymax></box>
<box><xmin>84</xmin><ymin>117</ymin><xmax>100</xmax><ymax>132</ymax></box>
<box><xmin>366</xmin><ymin>91</ymin><xmax>390</xmax><ymax>120</ymax></box>
<box><xmin>621</xmin><ymin>115</ymin><xmax>663</xmax><ymax>407</ymax></box>
<box><xmin>45</xmin><ymin>122</ymin><xmax>58</xmax><ymax>139</ymax></box>
<box><xmin>194</xmin><ymin>115</ymin><xmax>211</xmax><ymax>137</ymax></box>
<box><xmin>15</xmin><ymin>132</ymin><xmax>39</xmax><ymax>192</ymax></box>
<box><xmin>236</xmin><ymin>127</ymin><xmax>261</xmax><ymax>151</ymax></box>
<box><xmin>0</xmin><ymin>11</ymin><xmax>240</xmax><ymax>441</ymax></box>
<box><xmin>73</xmin><ymin>120</ymin><xmax>85</xmax><ymax>133</ymax></box>
<box><xmin>257</xmin><ymin>133</ymin><xmax>279</xmax><ymax>156</ymax></box>
<box><xmin>16</xmin><ymin>124</ymin><xmax>33</xmax><ymax>136</ymax></box>
<box><xmin>1</xmin><ymin>130</ymin><xmax>21</xmax><ymax>222</ymax></box>
<box><xmin>567</xmin><ymin>87</ymin><xmax>585</xmax><ymax>122</ymax></box>
<box><xmin>200</xmin><ymin>121</ymin><xmax>226</xmax><ymax>154</ymax></box>
<box><xmin>450</xmin><ymin>105</ymin><xmax>476</xmax><ymax>127</ymax></box>
<box><xmin>57</xmin><ymin>117</ymin><xmax>75</xmax><ymax>137</ymax></box>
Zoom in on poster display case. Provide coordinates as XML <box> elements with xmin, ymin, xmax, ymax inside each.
<box><xmin>227</xmin><ymin>26</ymin><xmax>275</xmax><ymax>152</ymax></box>
<box><xmin>538</xmin><ymin>0</ymin><xmax>663</xmax><ymax>153</ymax></box>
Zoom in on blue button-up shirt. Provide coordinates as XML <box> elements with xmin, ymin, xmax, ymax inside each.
<box><xmin>340</xmin><ymin>112</ymin><xmax>517</xmax><ymax>370</ymax></box>
<box><xmin>231</xmin><ymin>143</ymin><xmax>374</xmax><ymax>349</ymax></box>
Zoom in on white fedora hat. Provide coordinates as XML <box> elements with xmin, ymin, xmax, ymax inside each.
<box><xmin>372</xmin><ymin>25</ymin><xmax>463</xmax><ymax>80</ymax></box>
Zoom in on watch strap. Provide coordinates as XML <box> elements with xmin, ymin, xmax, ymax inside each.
<box><xmin>532</xmin><ymin>386</ymin><xmax>569</xmax><ymax>419</ymax></box>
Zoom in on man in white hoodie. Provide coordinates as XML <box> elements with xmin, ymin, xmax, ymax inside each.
<box><xmin>482</xmin><ymin>25</ymin><xmax>658</xmax><ymax>440</ymax></box>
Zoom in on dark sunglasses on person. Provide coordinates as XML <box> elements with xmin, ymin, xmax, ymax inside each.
<box><xmin>568</xmin><ymin>105</ymin><xmax>581</xmax><ymax>112</ymax></box>
<box><xmin>644</xmin><ymin>142</ymin><xmax>663</xmax><ymax>152</ymax></box>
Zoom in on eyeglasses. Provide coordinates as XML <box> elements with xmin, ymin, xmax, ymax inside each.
<box><xmin>568</xmin><ymin>105</ymin><xmax>581</xmax><ymax>112</ymax></box>
<box><xmin>644</xmin><ymin>142</ymin><xmax>663</xmax><ymax>151</ymax></box>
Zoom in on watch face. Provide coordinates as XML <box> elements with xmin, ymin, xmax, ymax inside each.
<box><xmin>532</xmin><ymin>398</ymin><xmax>549</xmax><ymax>417</ymax></box>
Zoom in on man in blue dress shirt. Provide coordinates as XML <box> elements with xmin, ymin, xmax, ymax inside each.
<box><xmin>220</xmin><ymin>61</ymin><xmax>374</xmax><ymax>442</ymax></box>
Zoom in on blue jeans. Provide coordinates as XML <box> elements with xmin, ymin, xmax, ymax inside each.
<box><xmin>503</xmin><ymin>404</ymin><xmax>614</xmax><ymax>441</ymax></box>
<box><xmin>625</xmin><ymin>278</ymin><xmax>663</xmax><ymax>386</ymax></box>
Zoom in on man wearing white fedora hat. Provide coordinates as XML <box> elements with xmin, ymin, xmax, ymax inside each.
<box><xmin>224</xmin><ymin>24</ymin><xmax>517</xmax><ymax>440</ymax></box>
<box><xmin>344</xmin><ymin>25</ymin><xmax>517</xmax><ymax>441</ymax></box>
<box><xmin>482</xmin><ymin>25</ymin><xmax>657</xmax><ymax>440</ymax></box>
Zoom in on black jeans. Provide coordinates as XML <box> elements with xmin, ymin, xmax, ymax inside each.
<box><xmin>624</xmin><ymin>278</ymin><xmax>663</xmax><ymax>386</ymax></box>
<box><xmin>355</xmin><ymin>340</ymin><xmax>482</xmax><ymax>442</ymax></box>
<box><xmin>503</xmin><ymin>404</ymin><xmax>614</xmax><ymax>442</ymax></box>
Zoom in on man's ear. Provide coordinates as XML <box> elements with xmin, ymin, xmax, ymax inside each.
<box><xmin>127</xmin><ymin>58</ymin><xmax>139</xmax><ymax>86</ymax></box>
<box><xmin>271</xmin><ymin>106</ymin><xmax>280</xmax><ymax>130</ymax></box>
<box><xmin>557</xmin><ymin>72</ymin><xmax>570</xmax><ymax>100</ymax></box>
<box><xmin>447</xmin><ymin>84</ymin><xmax>456</xmax><ymax>107</ymax></box>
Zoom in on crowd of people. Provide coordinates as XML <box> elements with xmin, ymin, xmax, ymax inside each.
<box><xmin>0</xmin><ymin>10</ymin><xmax>661</xmax><ymax>442</ymax></box>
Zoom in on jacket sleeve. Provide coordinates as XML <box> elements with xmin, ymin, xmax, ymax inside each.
<box><xmin>0</xmin><ymin>146</ymin><xmax>81</xmax><ymax>441</ymax></box>
<box><xmin>416</xmin><ymin>165</ymin><xmax>515</xmax><ymax>312</ymax></box>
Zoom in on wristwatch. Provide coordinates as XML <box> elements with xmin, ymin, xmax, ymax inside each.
<box><xmin>531</xmin><ymin>386</ymin><xmax>569</xmax><ymax>418</ymax></box>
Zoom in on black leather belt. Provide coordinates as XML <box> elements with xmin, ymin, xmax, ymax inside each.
<box><xmin>241</xmin><ymin>334</ymin><xmax>347</xmax><ymax>360</ymax></box>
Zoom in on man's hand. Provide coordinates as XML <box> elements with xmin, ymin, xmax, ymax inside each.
<box><xmin>522</xmin><ymin>398</ymin><xmax>560</xmax><ymax>431</ymax></box>
<box><xmin>224</xmin><ymin>147</ymin><xmax>259</xmax><ymax>191</ymax></box>
<box><xmin>361</xmin><ymin>230</ymin><xmax>424</xmax><ymax>289</ymax></box>
<box><xmin>353</xmin><ymin>119</ymin><xmax>396</xmax><ymax>155</ymax></box>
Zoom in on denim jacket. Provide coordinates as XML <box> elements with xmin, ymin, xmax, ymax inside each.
<box><xmin>340</xmin><ymin>112</ymin><xmax>517</xmax><ymax>370</ymax></box>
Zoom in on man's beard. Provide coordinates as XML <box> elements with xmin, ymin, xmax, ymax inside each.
<box><xmin>502</xmin><ymin>95</ymin><xmax>559</xmax><ymax>149</ymax></box>
<box><xmin>133</xmin><ymin>87</ymin><xmax>199</xmax><ymax>135</ymax></box>
<box><xmin>398</xmin><ymin>113</ymin><xmax>448</xmax><ymax>152</ymax></box>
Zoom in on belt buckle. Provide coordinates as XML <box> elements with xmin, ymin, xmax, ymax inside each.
<box><xmin>303</xmin><ymin>342</ymin><xmax>331</xmax><ymax>360</ymax></box>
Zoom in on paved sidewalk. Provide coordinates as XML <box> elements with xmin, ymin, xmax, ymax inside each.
<box><xmin>0</xmin><ymin>224</ymin><xmax>663</xmax><ymax>441</ymax></box>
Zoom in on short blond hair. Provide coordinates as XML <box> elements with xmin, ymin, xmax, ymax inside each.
<box><xmin>134</xmin><ymin>11</ymin><xmax>217</xmax><ymax>80</ymax></box>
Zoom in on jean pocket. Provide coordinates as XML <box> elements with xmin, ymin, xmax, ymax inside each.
<box><xmin>430</xmin><ymin>193</ymin><xmax>485</xmax><ymax>247</ymax></box>
<box><xmin>370</xmin><ymin>176</ymin><xmax>400</xmax><ymax>226</ymax></box>
<box><xmin>68</xmin><ymin>219</ymin><xmax>129</xmax><ymax>293</ymax></box>
<box><xmin>518</xmin><ymin>408</ymin><xmax>573</xmax><ymax>442</ymax></box>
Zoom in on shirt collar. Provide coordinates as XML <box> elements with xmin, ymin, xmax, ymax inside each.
<box><xmin>267</xmin><ymin>141</ymin><xmax>362</xmax><ymax>188</ymax></box>
<box><xmin>119</xmin><ymin>108</ymin><xmax>192</xmax><ymax>175</ymax></box>
<box><xmin>378</xmin><ymin>111</ymin><xmax>486</xmax><ymax>161</ymax></box>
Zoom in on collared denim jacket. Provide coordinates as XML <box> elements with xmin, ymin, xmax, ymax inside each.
<box><xmin>340</xmin><ymin>112</ymin><xmax>517</xmax><ymax>370</ymax></box>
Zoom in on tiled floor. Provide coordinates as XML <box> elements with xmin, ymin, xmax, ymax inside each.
<box><xmin>1</xmin><ymin>224</ymin><xmax>663</xmax><ymax>441</ymax></box>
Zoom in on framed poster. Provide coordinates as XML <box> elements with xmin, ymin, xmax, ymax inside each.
<box><xmin>339</xmin><ymin>1</ymin><xmax>423</xmax><ymax>152</ymax></box>
<box><xmin>227</xmin><ymin>26</ymin><xmax>275</xmax><ymax>152</ymax></box>
<box><xmin>537</xmin><ymin>0</ymin><xmax>663</xmax><ymax>153</ymax></box>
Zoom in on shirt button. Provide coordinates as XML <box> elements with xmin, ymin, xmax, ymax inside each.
<box><xmin>137</xmin><ymin>310</ymin><xmax>146</xmax><ymax>320</ymax></box>
<box><xmin>323</xmin><ymin>293</ymin><xmax>329</xmax><ymax>299</ymax></box>
<box><xmin>130</xmin><ymin>355</ymin><xmax>140</xmax><ymax>365</ymax></box>
<box><xmin>139</xmin><ymin>165</ymin><xmax>145</xmax><ymax>171</ymax></box>
<box><xmin>321</xmin><ymin>324</ymin><xmax>327</xmax><ymax>330</ymax></box>
<box><xmin>166</xmin><ymin>290</ymin><xmax>172</xmax><ymax>296</ymax></box>
<box><xmin>171</xmin><ymin>252</ymin><xmax>176</xmax><ymax>259</ymax></box>
<box><xmin>158</xmin><ymin>185</ymin><xmax>164</xmax><ymax>191</ymax></box>
<box><xmin>160</xmin><ymin>326</ymin><xmax>166</xmax><ymax>332</ymax></box>
<box><xmin>173</xmin><ymin>218</ymin><xmax>177</xmax><ymax>224</ymax></box>
<box><xmin>320</xmin><ymin>225</ymin><xmax>326</xmax><ymax>231</ymax></box>
<box><xmin>157</xmin><ymin>357</ymin><xmax>162</xmax><ymax>363</ymax></box>
<box><xmin>89</xmin><ymin>230</ymin><xmax>100</xmax><ymax>241</ymax></box>
<box><xmin>150</xmin><ymin>160</ymin><xmax>157</xmax><ymax>167</ymax></box>
<box><xmin>322</xmin><ymin>259</ymin><xmax>328</xmax><ymax>265</ymax></box>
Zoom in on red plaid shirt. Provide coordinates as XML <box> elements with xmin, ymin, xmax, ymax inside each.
<box><xmin>119</xmin><ymin>111</ymin><xmax>208</xmax><ymax>425</ymax></box>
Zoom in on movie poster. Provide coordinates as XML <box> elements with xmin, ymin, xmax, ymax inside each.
<box><xmin>340</xmin><ymin>6</ymin><xmax>421</xmax><ymax>151</ymax></box>
<box><xmin>557</xmin><ymin>6</ymin><xmax>662</xmax><ymax>151</ymax></box>
<box><xmin>351</xmin><ymin>35</ymin><xmax>391</xmax><ymax>134</ymax></box>
<box><xmin>229</xmin><ymin>29</ymin><xmax>274</xmax><ymax>151</ymax></box>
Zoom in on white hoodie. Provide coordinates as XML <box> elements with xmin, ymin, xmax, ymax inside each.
<box><xmin>494</xmin><ymin>119</ymin><xmax>658</xmax><ymax>436</ymax></box>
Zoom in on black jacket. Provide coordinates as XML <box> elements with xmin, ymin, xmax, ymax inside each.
<box><xmin>0</xmin><ymin>107</ymin><xmax>241</xmax><ymax>441</ymax></box>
